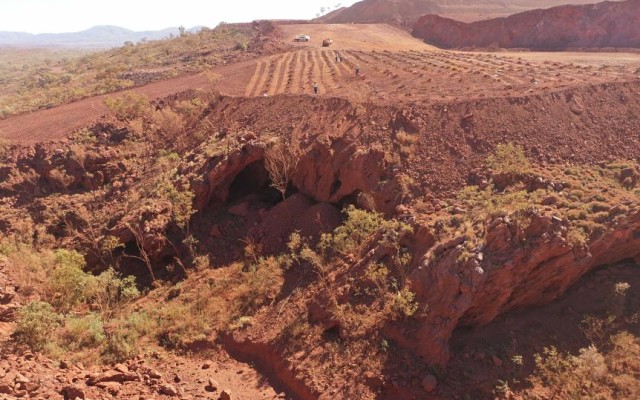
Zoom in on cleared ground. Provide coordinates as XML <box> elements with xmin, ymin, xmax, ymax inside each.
<box><xmin>279</xmin><ymin>23</ymin><xmax>435</xmax><ymax>51</ymax></box>
<box><xmin>1</xmin><ymin>23</ymin><xmax>639</xmax><ymax>144</ymax></box>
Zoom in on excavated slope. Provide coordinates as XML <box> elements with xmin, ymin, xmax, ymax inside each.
<box><xmin>413</xmin><ymin>0</ymin><xmax>640</xmax><ymax>49</ymax></box>
<box><xmin>316</xmin><ymin>0</ymin><xmax>623</xmax><ymax>24</ymax></box>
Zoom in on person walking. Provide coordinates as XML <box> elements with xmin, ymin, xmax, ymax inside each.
<box><xmin>355</xmin><ymin>64</ymin><xmax>360</xmax><ymax>76</ymax></box>
<box><xmin>313</xmin><ymin>81</ymin><xmax>319</xmax><ymax>95</ymax></box>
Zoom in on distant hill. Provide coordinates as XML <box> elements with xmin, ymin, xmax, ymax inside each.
<box><xmin>0</xmin><ymin>25</ymin><xmax>199</xmax><ymax>48</ymax></box>
<box><xmin>413</xmin><ymin>0</ymin><xmax>640</xmax><ymax>49</ymax></box>
<box><xmin>316</xmin><ymin>0</ymin><xmax>624</xmax><ymax>24</ymax></box>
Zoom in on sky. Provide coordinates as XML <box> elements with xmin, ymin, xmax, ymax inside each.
<box><xmin>0</xmin><ymin>0</ymin><xmax>359</xmax><ymax>34</ymax></box>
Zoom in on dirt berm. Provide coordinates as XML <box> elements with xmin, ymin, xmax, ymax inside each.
<box><xmin>193</xmin><ymin>79</ymin><xmax>640</xmax><ymax>205</ymax></box>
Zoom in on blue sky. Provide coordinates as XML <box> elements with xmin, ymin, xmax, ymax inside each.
<box><xmin>0</xmin><ymin>0</ymin><xmax>358</xmax><ymax>34</ymax></box>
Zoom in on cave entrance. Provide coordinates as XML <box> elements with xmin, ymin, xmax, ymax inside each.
<box><xmin>228</xmin><ymin>160</ymin><xmax>281</xmax><ymax>205</ymax></box>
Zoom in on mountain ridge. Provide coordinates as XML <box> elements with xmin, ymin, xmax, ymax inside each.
<box><xmin>0</xmin><ymin>25</ymin><xmax>200</xmax><ymax>48</ymax></box>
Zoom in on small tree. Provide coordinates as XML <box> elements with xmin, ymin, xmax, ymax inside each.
<box><xmin>264</xmin><ymin>140</ymin><xmax>300</xmax><ymax>201</ymax></box>
<box><xmin>124</xmin><ymin>222</ymin><xmax>156</xmax><ymax>282</ymax></box>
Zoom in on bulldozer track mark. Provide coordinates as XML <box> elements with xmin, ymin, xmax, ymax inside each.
<box><xmin>327</xmin><ymin>51</ymin><xmax>342</xmax><ymax>78</ymax></box>
<box><xmin>262</xmin><ymin>57</ymin><xmax>280</xmax><ymax>95</ymax></box>
<box><xmin>319</xmin><ymin>50</ymin><xmax>336</xmax><ymax>75</ymax></box>
<box><xmin>267</xmin><ymin>54</ymin><xmax>287</xmax><ymax>95</ymax></box>
<box><xmin>334</xmin><ymin>51</ymin><xmax>354</xmax><ymax>76</ymax></box>
<box><xmin>250</xmin><ymin>56</ymin><xmax>274</xmax><ymax>97</ymax></box>
<box><xmin>299</xmin><ymin>51</ymin><xmax>313</xmax><ymax>94</ymax></box>
<box><xmin>285</xmin><ymin>51</ymin><xmax>302</xmax><ymax>93</ymax></box>
<box><xmin>244</xmin><ymin>59</ymin><xmax>266</xmax><ymax>97</ymax></box>
<box><xmin>319</xmin><ymin>51</ymin><xmax>339</xmax><ymax>91</ymax></box>
<box><xmin>309</xmin><ymin>51</ymin><xmax>324</xmax><ymax>93</ymax></box>
<box><xmin>277</xmin><ymin>52</ymin><xmax>295</xmax><ymax>93</ymax></box>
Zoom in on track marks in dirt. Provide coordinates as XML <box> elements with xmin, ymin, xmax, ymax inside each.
<box><xmin>277</xmin><ymin>52</ymin><xmax>295</xmax><ymax>94</ymax></box>
<box><xmin>241</xmin><ymin>47</ymin><xmax>634</xmax><ymax>101</ymax></box>
<box><xmin>244</xmin><ymin>58</ymin><xmax>266</xmax><ymax>97</ymax></box>
<box><xmin>245</xmin><ymin>51</ymin><xmax>320</xmax><ymax>96</ymax></box>
<box><xmin>267</xmin><ymin>54</ymin><xmax>288</xmax><ymax>95</ymax></box>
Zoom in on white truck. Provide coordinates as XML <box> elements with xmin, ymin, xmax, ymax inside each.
<box><xmin>294</xmin><ymin>34</ymin><xmax>310</xmax><ymax>42</ymax></box>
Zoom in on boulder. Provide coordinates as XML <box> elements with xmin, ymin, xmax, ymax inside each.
<box><xmin>60</xmin><ymin>385</ymin><xmax>85</xmax><ymax>400</ymax></box>
<box><xmin>421</xmin><ymin>375</ymin><xmax>437</xmax><ymax>393</ymax></box>
<box><xmin>159</xmin><ymin>384</ymin><xmax>179</xmax><ymax>396</ymax></box>
<box><xmin>205</xmin><ymin>378</ymin><xmax>219</xmax><ymax>392</ymax></box>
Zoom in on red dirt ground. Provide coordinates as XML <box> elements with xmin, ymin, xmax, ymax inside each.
<box><xmin>0</xmin><ymin>257</ymin><xmax>286</xmax><ymax>400</ymax></box>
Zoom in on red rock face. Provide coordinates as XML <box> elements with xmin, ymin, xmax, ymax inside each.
<box><xmin>317</xmin><ymin>0</ymin><xmax>622</xmax><ymax>25</ymax></box>
<box><xmin>413</xmin><ymin>0</ymin><xmax>640</xmax><ymax>49</ymax></box>
<box><xmin>397</xmin><ymin>210</ymin><xmax>640</xmax><ymax>366</ymax></box>
<box><xmin>317</xmin><ymin>0</ymin><xmax>441</xmax><ymax>24</ymax></box>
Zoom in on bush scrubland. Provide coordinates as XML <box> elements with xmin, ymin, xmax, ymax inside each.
<box><xmin>3</xmin><ymin>117</ymin><xmax>640</xmax><ymax>396</ymax></box>
<box><xmin>0</xmin><ymin>23</ymin><xmax>256</xmax><ymax>118</ymax></box>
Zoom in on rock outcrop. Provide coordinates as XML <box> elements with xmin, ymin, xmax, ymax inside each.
<box><xmin>316</xmin><ymin>0</ymin><xmax>619</xmax><ymax>25</ymax></box>
<box><xmin>413</xmin><ymin>0</ymin><xmax>640</xmax><ymax>49</ymax></box>
<box><xmin>397</xmin><ymin>208</ymin><xmax>640</xmax><ymax>365</ymax></box>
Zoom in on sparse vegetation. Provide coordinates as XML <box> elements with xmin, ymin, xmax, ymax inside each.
<box><xmin>15</xmin><ymin>301</ymin><xmax>62</xmax><ymax>351</ymax></box>
<box><xmin>0</xmin><ymin>24</ymin><xmax>259</xmax><ymax>117</ymax></box>
<box><xmin>486</xmin><ymin>142</ymin><xmax>530</xmax><ymax>175</ymax></box>
<box><xmin>104</xmin><ymin>92</ymin><xmax>150</xmax><ymax>121</ymax></box>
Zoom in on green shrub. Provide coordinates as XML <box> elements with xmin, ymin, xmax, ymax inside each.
<box><xmin>54</xmin><ymin>248</ymin><xmax>85</xmax><ymax>269</ymax></box>
<box><xmin>529</xmin><ymin>345</ymin><xmax>608</xmax><ymax>397</ymax></box>
<box><xmin>450</xmin><ymin>215</ymin><xmax>464</xmax><ymax>227</ymax></box>
<box><xmin>240</xmin><ymin>256</ymin><xmax>284</xmax><ymax>313</ymax></box>
<box><xmin>46</xmin><ymin>249</ymin><xmax>138</xmax><ymax>315</ymax></box>
<box><xmin>85</xmin><ymin>268</ymin><xmax>139</xmax><ymax>315</ymax></box>
<box><xmin>486</xmin><ymin>143</ymin><xmax>530</xmax><ymax>175</ymax></box>
<box><xmin>390</xmin><ymin>288</ymin><xmax>419</xmax><ymax>319</ymax></box>
<box><xmin>235</xmin><ymin>40</ymin><xmax>249</xmax><ymax>51</ymax></box>
<box><xmin>104</xmin><ymin>92</ymin><xmax>149</xmax><ymax>121</ymax></box>
<box><xmin>122</xmin><ymin>311</ymin><xmax>153</xmax><ymax>337</ymax></box>
<box><xmin>101</xmin><ymin>330</ymin><xmax>139</xmax><ymax>363</ymax></box>
<box><xmin>156</xmin><ymin>302</ymin><xmax>209</xmax><ymax>349</ymax></box>
<box><xmin>567</xmin><ymin>227</ymin><xmax>588</xmax><ymax>248</ymax></box>
<box><xmin>47</xmin><ymin>249</ymin><xmax>88</xmax><ymax>313</ymax></box>
<box><xmin>15</xmin><ymin>301</ymin><xmax>61</xmax><ymax>351</ymax></box>
<box><xmin>532</xmin><ymin>346</ymin><xmax>574</xmax><ymax>387</ymax></box>
<box><xmin>228</xmin><ymin>316</ymin><xmax>254</xmax><ymax>331</ymax></box>
<box><xmin>588</xmin><ymin>202</ymin><xmax>610</xmax><ymax>212</ymax></box>
<box><xmin>567</xmin><ymin>209</ymin><xmax>588</xmax><ymax>221</ymax></box>
<box><xmin>61</xmin><ymin>313</ymin><xmax>105</xmax><ymax>350</ymax></box>
<box><xmin>319</xmin><ymin>205</ymin><xmax>386</xmax><ymax>258</ymax></box>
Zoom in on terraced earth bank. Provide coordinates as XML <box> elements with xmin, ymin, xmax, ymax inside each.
<box><xmin>2</xmin><ymin>19</ymin><xmax>640</xmax><ymax>400</ymax></box>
